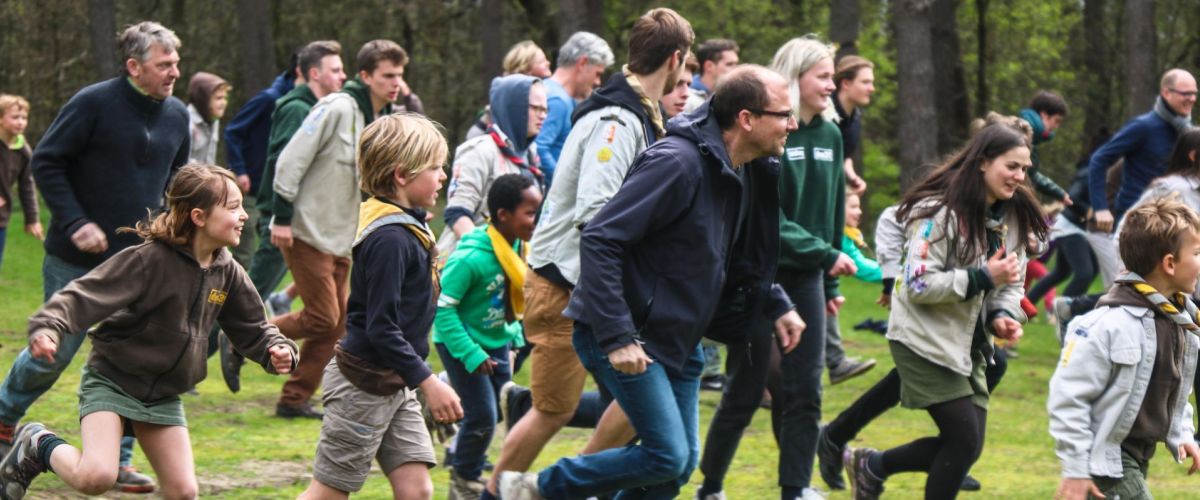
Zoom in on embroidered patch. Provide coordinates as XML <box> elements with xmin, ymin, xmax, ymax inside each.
<box><xmin>301</xmin><ymin>107</ymin><xmax>327</xmax><ymax>135</ymax></box>
<box><xmin>597</xmin><ymin>147</ymin><xmax>613</xmax><ymax>163</ymax></box>
<box><xmin>921</xmin><ymin>219</ymin><xmax>934</xmax><ymax>238</ymax></box>
<box><xmin>606</xmin><ymin>124</ymin><xmax>617</xmax><ymax>144</ymax></box>
<box><xmin>1073</xmin><ymin>328</ymin><xmax>1088</xmax><ymax>338</ymax></box>
<box><xmin>786</xmin><ymin>147</ymin><xmax>805</xmax><ymax>161</ymax></box>
<box><xmin>913</xmin><ymin>264</ymin><xmax>926</xmax><ymax>277</ymax></box>
<box><xmin>910</xmin><ymin>278</ymin><xmax>930</xmax><ymax>294</ymax></box>
<box><xmin>207</xmin><ymin>289</ymin><xmax>227</xmax><ymax>305</ymax></box>
<box><xmin>918</xmin><ymin>241</ymin><xmax>930</xmax><ymax>259</ymax></box>
<box><xmin>1061</xmin><ymin>338</ymin><xmax>1078</xmax><ymax>367</ymax></box>
<box><xmin>813</xmin><ymin>147</ymin><xmax>834</xmax><ymax>162</ymax></box>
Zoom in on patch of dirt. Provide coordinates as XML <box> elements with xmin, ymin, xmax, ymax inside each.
<box><xmin>35</xmin><ymin>459</ymin><xmax>312</xmax><ymax>498</ymax></box>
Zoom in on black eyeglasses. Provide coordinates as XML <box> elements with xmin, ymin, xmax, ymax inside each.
<box><xmin>1168</xmin><ymin>88</ymin><xmax>1198</xmax><ymax>98</ymax></box>
<box><xmin>747</xmin><ymin>108</ymin><xmax>794</xmax><ymax>119</ymax></box>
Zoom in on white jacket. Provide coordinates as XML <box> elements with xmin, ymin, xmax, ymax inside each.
<box><xmin>1048</xmin><ymin>301</ymin><xmax>1198</xmax><ymax>478</ymax></box>
<box><xmin>187</xmin><ymin>104</ymin><xmax>219</xmax><ymax>165</ymax></box>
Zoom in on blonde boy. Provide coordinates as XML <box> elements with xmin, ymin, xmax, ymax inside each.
<box><xmin>0</xmin><ymin>94</ymin><xmax>43</xmax><ymax>270</ymax></box>
<box><xmin>1050</xmin><ymin>197</ymin><xmax>1200</xmax><ymax>500</ymax></box>
<box><xmin>299</xmin><ymin>113</ymin><xmax>462</xmax><ymax>500</ymax></box>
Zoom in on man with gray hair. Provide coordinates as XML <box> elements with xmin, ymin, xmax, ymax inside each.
<box><xmin>534</xmin><ymin>31</ymin><xmax>614</xmax><ymax>186</ymax></box>
<box><xmin>0</xmin><ymin>21</ymin><xmax>190</xmax><ymax>494</ymax></box>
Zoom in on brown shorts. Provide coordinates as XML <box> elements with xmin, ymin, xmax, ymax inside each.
<box><xmin>524</xmin><ymin>271</ymin><xmax>588</xmax><ymax>414</ymax></box>
<box><xmin>312</xmin><ymin>361</ymin><xmax>436</xmax><ymax>493</ymax></box>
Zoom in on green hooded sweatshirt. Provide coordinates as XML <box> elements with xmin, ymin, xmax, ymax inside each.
<box><xmin>433</xmin><ymin>226</ymin><xmax>523</xmax><ymax>372</ymax></box>
<box><xmin>257</xmin><ymin>84</ymin><xmax>317</xmax><ymax>217</ymax></box>
<box><xmin>778</xmin><ymin>116</ymin><xmax>846</xmax><ymax>299</ymax></box>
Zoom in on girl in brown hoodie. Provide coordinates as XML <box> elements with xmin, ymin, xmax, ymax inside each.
<box><xmin>0</xmin><ymin>164</ymin><xmax>298</xmax><ymax>500</ymax></box>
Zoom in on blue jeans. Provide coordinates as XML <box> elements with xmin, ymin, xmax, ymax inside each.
<box><xmin>0</xmin><ymin>227</ymin><xmax>7</xmax><ymax>271</ymax></box>
<box><xmin>773</xmin><ymin>269</ymin><xmax>826</xmax><ymax>490</ymax></box>
<box><xmin>0</xmin><ymin>254</ymin><xmax>136</xmax><ymax>466</ymax></box>
<box><xmin>436</xmin><ymin>343</ymin><xmax>511</xmax><ymax>481</ymax></box>
<box><xmin>537</xmin><ymin>324</ymin><xmax>703</xmax><ymax>499</ymax></box>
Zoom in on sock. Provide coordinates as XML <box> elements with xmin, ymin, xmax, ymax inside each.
<box><xmin>34</xmin><ymin>433</ymin><xmax>66</xmax><ymax>473</ymax></box>
<box><xmin>866</xmin><ymin>450</ymin><xmax>887</xmax><ymax>479</ymax></box>
<box><xmin>781</xmin><ymin>486</ymin><xmax>803</xmax><ymax>500</ymax></box>
<box><xmin>480</xmin><ymin>489</ymin><xmax>498</xmax><ymax>500</ymax></box>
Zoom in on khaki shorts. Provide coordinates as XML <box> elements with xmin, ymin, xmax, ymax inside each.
<box><xmin>312</xmin><ymin>360</ymin><xmax>436</xmax><ymax>493</ymax></box>
<box><xmin>524</xmin><ymin>271</ymin><xmax>588</xmax><ymax>414</ymax></box>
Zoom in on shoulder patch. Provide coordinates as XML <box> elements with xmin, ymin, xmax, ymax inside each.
<box><xmin>207</xmin><ymin>289</ymin><xmax>228</xmax><ymax>305</ymax></box>
<box><xmin>606</xmin><ymin>124</ymin><xmax>617</xmax><ymax>143</ymax></box>
<box><xmin>597</xmin><ymin>146</ymin><xmax>613</xmax><ymax>163</ymax></box>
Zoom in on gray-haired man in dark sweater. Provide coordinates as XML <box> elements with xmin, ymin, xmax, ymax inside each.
<box><xmin>0</xmin><ymin>21</ymin><xmax>189</xmax><ymax>494</ymax></box>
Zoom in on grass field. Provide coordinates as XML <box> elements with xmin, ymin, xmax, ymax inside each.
<box><xmin>2</xmin><ymin>206</ymin><xmax>1200</xmax><ymax>499</ymax></box>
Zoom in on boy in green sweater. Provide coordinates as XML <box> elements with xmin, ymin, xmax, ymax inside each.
<box><xmin>434</xmin><ymin>174</ymin><xmax>541</xmax><ymax>498</ymax></box>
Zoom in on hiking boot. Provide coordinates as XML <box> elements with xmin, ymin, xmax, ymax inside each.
<box><xmin>275</xmin><ymin>402</ymin><xmax>324</xmax><ymax>420</ymax></box>
<box><xmin>1052</xmin><ymin>296</ymin><xmax>1075</xmax><ymax>345</ymax></box>
<box><xmin>829</xmin><ymin>358</ymin><xmax>877</xmax><ymax>385</ymax></box>
<box><xmin>816</xmin><ymin>424</ymin><xmax>846</xmax><ymax>490</ymax></box>
<box><xmin>113</xmin><ymin>465</ymin><xmax>156</xmax><ymax>493</ymax></box>
<box><xmin>448</xmin><ymin>469</ymin><xmax>485</xmax><ymax>500</ymax></box>
<box><xmin>218</xmin><ymin>332</ymin><xmax>244</xmax><ymax>393</ymax></box>
<box><xmin>0</xmin><ymin>422</ymin><xmax>15</xmax><ymax>460</ymax></box>
<box><xmin>265</xmin><ymin>291</ymin><xmax>293</xmax><ymax>317</ymax></box>
<box><xmin>0</xmin><ymin>423</ymin><xmax>48</xmax><ymax>500</ymax></box>
<box><xmin>960</xmin><ymin>474</ymin><xmax>982</xmax><ymax>491</ymax></box>
<box><xmin>843</xmin><ymin>447</ymin><xmax>884</xmax><ymax>500</ymax></box>
<box><xmin>498</xmin><ymin>471</ymin><xmax>542</xmax><ymax>500</ymax></box>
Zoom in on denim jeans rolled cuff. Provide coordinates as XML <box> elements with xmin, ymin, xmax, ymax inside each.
<box><xmin>773</xmin><ymin>269</ymin><xmax>826</xmax><ymax>489</ymax></box>
<box><xmin>436</xmin><ymin>342</ymin><xmax>511</xmax><ymax>481</ymax></box>
<box><xmin>536</xmin><ymin>324</ymin><xmax>702</xmax><ymax>499</ymax></box>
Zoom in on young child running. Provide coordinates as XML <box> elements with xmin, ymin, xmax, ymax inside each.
<box><xmin>0</xmin><ymin>94</ymin><xmax>43</xmax><ymax>271</ymax></box>
<box><xmin>844</xmin><ymin>122</ymin><xmax>1046</xmax><ymax>500</ymax></box>
<box><xmin>299</xmin><ymin>113</ymin><xmax>462</xmax><ymax>500</ymax></box>
<box><xmin>1050</xmin><ymin>197</ymin><xmax>1200</xmax><ymax>500</ymax></box>
<box><xmin>826</xmin><ymin>190</ymin><xmax>881</xmax><ymax>385</ymax></box>
<box><xmin>435</xmin><ymin>174</ymin><xmax>542</xmax><ymax>498</ymax></box>
<box><xmin>0</xmin><ymin>164</ymin><xmax>298</xmax><ymax>500</ymax></box>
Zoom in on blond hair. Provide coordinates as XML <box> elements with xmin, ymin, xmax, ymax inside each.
<box><xmin>770</xmin><ymin>36</ymin><xmax>838</xmax><ymax>123</ymax></box>
<box><xmin>125</xmin><ymin>164</ymin><xmax>235</xmax><ymax>245</ymax></box>
<box><xmin>970</xmin><ymin>111</ymin><xmax>1033</xmax><ymax>142</ymax></box>
<box><xmin>1119</xmin><ymin>196</ymin><xmax>1200</xmax><ymax>276</ymax></box>
<box><xmin>358</xmin><ymin>113</ymin><xmax>449</xmax><ymax>198</ymax></box>
<box><xmin>0</xmin><ymin>94</ymin><xmax>29</xmax><ymax>115</ymax></box>
<box><xmin>503</xmin><ymin>41</ymin><xmax>546</xmax><ymax>76</ymax></box>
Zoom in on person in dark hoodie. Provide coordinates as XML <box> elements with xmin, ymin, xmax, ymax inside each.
<box><xmin>0</xmin><ymin>21</ymin><xmax>190</xmax><ymax>493</ymax></box>
<box><xmin>499</xmin><ymin>64</ymin><xmax>805</xmax><ymax>500</ymax></box>
<box><xmin>1017</xmin><ymin>91</ymin><xmax>1073</xmax><ymax>205</ymax></box>
<box><xmin>484</xmin><ymin>8</ymin><xmax>695</xmax><ymax>499</ymax></box>
<box><xmin>267</xmin><ymin>39</ymin><xmax>407</xmax><ymax>420</ymax></box>
<box><xmin>438</xmin><ymin>74</ymin><xmax>547</xmax><ymax>258</ymax></box>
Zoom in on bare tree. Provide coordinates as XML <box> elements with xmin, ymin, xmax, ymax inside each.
<box><xmin>893</xmin><ymin>0</ymin><xmax>940</xmax><ymax>190</ymax></box>
<box><xmin>974</xmin><ymin>0</ymin><xmax>989</xmax><ymax>119</ymax></box>
<box><xmin>830</xmin><ymin>0</ymin><xmax>861</xmax><ymax>60</ymax></box>
<box><xmin>235</xmin><ymin>0</ymin><xmax>277</xmax><ymax>93</ymax></box>
<box><xmin>480</xmin><ymin>0</ymin><xmax>505</xmax><ymax>98</ymax></box>
<box><xmin>931</xmin><ymin>0</ymin><xmax>970</xmax><ymax>154</ymax></box>
<box><xmin>1124</xmin><ymin>0</ymin><xmax>1157</xmax><ymax>118</ymax></box>
<box><xmin>557</xmin><ymin>0</ymin><xmax>605</xmax><ymax>43</ymax></box>
<box><xmin>87</xmin><ymin>0</ymin><xmax>119</xmax><ymax>79</ymax></box>
<box><xmin>1082</xmin><ymin>0</ymin><xmax>1113</xmax><ymax>148</ymax></box>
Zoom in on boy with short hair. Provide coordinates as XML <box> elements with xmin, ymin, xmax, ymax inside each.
<box><xmin>1049</xmin><ymin>197</ymin><xmax>1200</xmax><ymax>500</ymax></box>
<box><xmin>0</xmin><ymin>94</ymin><xmax>42</xmax><ymax>271</ymax></box>
<box><xmin>299</xmin><ymin>113</ymin><xmax>462</xmax><ymax>500</ymax></box>
<box><xmin>435</xmin><ymin>173</ymin><xmax>541</xmax><ymax>498</ymax></box>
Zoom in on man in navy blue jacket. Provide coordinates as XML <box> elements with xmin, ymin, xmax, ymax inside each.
<box><xmin>499</xmin><ymin>65</ymin><xmax>805</xmax><ymax>500</ymax></box>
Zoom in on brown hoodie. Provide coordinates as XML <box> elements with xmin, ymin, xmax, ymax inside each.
<box><xmin>29</xmin><ymin>240</ymin><xmax>298</xmax><ymax>402</ymax></box>
<box><xmin>187</xmin><ymin>72</ymin><xmax>227</xmax><ymax>122</ymax></box>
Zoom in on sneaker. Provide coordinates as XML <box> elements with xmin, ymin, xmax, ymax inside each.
<box><xmin>497</xmin><ymin>471</ymin><xmax>542</xmax><ymax>500</ymax></box>
<box><xmin>700</xmin><ymin>375</ymin><xmax>726</xmax><ymax>392</ymax></box>
<box><xmin>799</xmin><ymin>488</ymin><xmax>826</xmax><ymax>500</ymax></box>
<box><xmin>816</xmin><ymin>425</ymin><xmax>846</xmax><ymax>490</ymax></box>
<box><xmin>695</xmin><ymin>488</ymin><xmax>726</xmax><ymax>500</ymax></box>
<box><xmin>275</xmin><ymin>402</ymin><xmax>324</xmax><ymax>420</ymax></box>
<box><xmin>113</xmin><ymin>465</ymin><xmax>156</xmax><ymax>493</ymax></box>
<box><xmin>960</xmin><ymin>473</ymin><xmax>981</xmax><ymax>491</ymax></box>
<box><xmin>218</xmin><ymin>332</ymin><xmax>244</xmax><ymax>393</ymax></box>
<box><xmin>265</xmin><ymin>291</ymin><xmax>293</xmax><ymax>317</ymax></box>
<box><xmin>843</xmin><ymin>447</ymin><xmax>884</xmax><ymax>500</ymax></box>
<box><xmin>0</xmin><ymin>422</ymin><xmax>15</xmax><ymax>460</ymax></box>
<box><xmin>448</xmin><ymin>469</ymin><xmax>485</xmax><ymax>500</ymax></box>
<box><xmin>1052</xmin><ymin>296</ymin><xmax>1075</xmax><ymax>345</ymax></box>
<box><xmin>0</xmin><ymin>423</ymin><xmax>48</xmax><ymax>500</ymax></box>
<box><xmin>829</xmin><ymin>358</ymin><xmax>877</xmax><ymax>385</ymax></box>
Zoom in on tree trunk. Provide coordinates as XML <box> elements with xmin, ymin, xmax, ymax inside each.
<box><xmin>830</xmin><ymin>0</ymin><xmax>861</xmax><ymax>60</ymax></box>
<box><xmin>974</xmin><ymin>0</ymin><xmax>989</xmax><ymax>119</ymax></box>
<box><xmin>1124</xmin><ymin>0</ymin><xmax>1157</xmax><ymax>119</ymax></box>
<box><xmin>480</xmin><ymin>0</ymin><xmax>505</xmax><ymax>97</ymax></box>
<box><xmin>87</xmin><ymin>0</ymin><xmax>119</xmax><ymax>79</ymax></box>
<box><xmin>557</xmin><ymin>0</ymin><xmax>605</xmax><ymax>42</ymax></box>
<box><xmin>235</xmin><ymin>0</ymin><xmax>277</xmax><ymax>93</ymax></box>
<box><xmin>1082</xmin><ymin>0</ymin><xmax>1113</xmax><ymax>150</ymax></box>
<box><xmin>931</xmin><ymin>0</ymin><xmax>970</xmax><ymax>154</ymax></box>
<box><xmin>893</xmin><ymin>0</ymin><xmax>940</xmax><ymax>191</ymax></box>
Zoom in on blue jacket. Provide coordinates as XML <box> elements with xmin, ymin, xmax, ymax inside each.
<box><xmin>1087</xmin><ymin>110</ymin><xmax>1178</xmax><ymax>214</ymax></box>
<box><xmin>223</xmin><ymin>72</ymin><xmax>293</xmax><ymax>195</ymax></box>
<box><xmin>534</xmin><ymin>78</ymin><xmax>574</xmax><ymax>185</ymax></box>
<box><xmin>564</xmin><ymin>101</ymin><xmax>793</xmax><ymax>373</ymax></box>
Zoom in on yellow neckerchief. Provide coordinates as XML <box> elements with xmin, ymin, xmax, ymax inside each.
<box><xmin>844</xmin><ymin>226</ymin><xmax>867</xmax><ymax>249</ymax></box>
<box><xmin>355</xmin><ymin>197</ymin><xmax>439</xmax><ymax>290</ymax></box>
<box><xmin>485</xmin><ymin>223</ymin><xmax>528</xmax><ymax>319</ymax></box>
<box><xmin>622</xmin><ymin>66</ymin><xmax>666</xmax><ymax>140</ymax></box>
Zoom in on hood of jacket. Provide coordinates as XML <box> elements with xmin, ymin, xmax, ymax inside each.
<box><xmin>1019</xmin><ymin>108</ymin><xmax>1054</xmax><ymax>145</ymax></box>
<box><xmin>456</xmin><ymin>226</ymin><xmax>496</xmax><ymax>256</ymax></box>
<box><xmin>342</xmin><ymin>77</ymin><xmax>393</xmax><ymax>125</ymax></box>
<box><xmin>489</xmin><ymin>74</ymin><xmax>539</xmax><ymax>157</ymax></box>
<box><xmin>572</xmin><ymin>72</ymin><xmax>658</xmax><ymax>146</ymax></box>
<box><xmin>271</xmin><ymin>71</ymin><xmax>295</xmax><ymax>96</ymax></box>
<box><xmin>665</xmin><ymin>100</ymin><xmax>738</xmax><ymax>175</ymax></box>
<box><xmin>187</xmin><ymin>71</ymin><xmax>228</xmax><ymax>122</ymax></box>
<box><xmin>276</xmin><ymin>83</ymin><xmax>317</xmax><ymax>111</ymax></box>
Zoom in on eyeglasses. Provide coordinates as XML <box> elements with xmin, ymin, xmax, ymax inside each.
<box><xmin>529</xmin><ymin>104</ymin><xmax>549</xmax><ymax>116</ymax></box>
<box><xmin>1168</xmin><ymin>88</ymin><xmax>1198</xmax><ymax>99</ymax></box>
<box><xmin>748</xmin><ymin>108</ymin><xmax>796</xmax><ymax>123</ymax></box>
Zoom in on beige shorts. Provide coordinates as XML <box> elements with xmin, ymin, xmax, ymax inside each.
<box><xmin>524</xmin><ymin>271</ymin><xmax>588</xmax><ymax>414</ymax></box>
<box><xmin>312</xmin><ymin>360</ymin><xmax>436</xmax><ymax>493</ymax></box>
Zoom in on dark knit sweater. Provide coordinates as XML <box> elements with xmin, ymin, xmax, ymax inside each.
<box><xmin>33</xmin><ymin>77</ymin><xmax>190</xmax><ymax>268</ymax></box>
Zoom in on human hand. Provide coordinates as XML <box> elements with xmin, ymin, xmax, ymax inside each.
<box><xmin>70</xmin><ymin>222</ymin><xmax>108</xmax><ymax>254</ymax></box>
<box><xmin>848</xmin><ymin>175</ymin><xmax>867</xmax><ymax>195</ymax></box>
<box><xmin>271</xmin><ymin>225</ymin><xmax>293</xmax><ymax>249</ymax></box>
<box><xmin>773</xmin><ymin>310</ymin><xmax>805</xmax><ymax>354</ymax></box>
<box><xmin>420</xmin><ymin>375</ymin><xmax>464</xmax><ymax>423</ymax></box>
<box><xmin>986</xmin><ymin>247</ymin><xmax>1022</xmax><ymax>286</ymax></box>
<box><xmin>1179</xmin><ymin>442</ymin><xmax>1200</xmax><ymax>475</ymax></box>
<box><xmin>25</xmin><ymin>222</ymin><xmax>43</xmax><ymax>241</ymax></box>
<box><xmin>237</xmin><ymin>174</ymin><xmax>252</xmax><ymax>193</ymax></box>
<box><xmin>608</xmin><ymin>342</ymin><xmax>654</xmax><ymax>375</ymax></box>
<box><xmin>269</xmin><ymin>344</ymin><xmax>294</xmax><ymax>374</ymax></box>
<box><xmin>1093</xmin><ymin>209</ymin><xmax>1114</xmax><ymax>233</ymax></box>
<box><xmin>1062</xmin><ymin>193</ymin><xmax>1073</xmax><ymax>206</ymax></box>
<box><xmin>399</xmin><ymin>78</ymin><xmax>412</xmax><ymax>99</ymax></box>
<box><xmin>828</xmin><ymin>252</ymin><xmax>858</xmax><ymax>277</ymax></box>
<box><xmin>876</xmin><ymin>293</ymin><xmax>892</xmax><ymax>309</ymax></box>
<box><xmin>1055</xmin><ymin>477</ymin><xmax>1103</xmax><ymax>499</ymax></box>
<box><xmin>826</xmin><ymin>296</ymin><xmax>845</xmax><ymax>316</ymax></box>
<box><xmin>992</xmin><ymin>316</ymin><xmax>1023</xmax><ymax>341</ymax></box>
<box><xmin>473</xmin><ymin>358</ymin><xmax>498</xmax><ymax>376</ymax></box>
<box><xmin>29</xmin><ymin>331</ymin><xmax>58</xmax><ymax>363</ymax></box>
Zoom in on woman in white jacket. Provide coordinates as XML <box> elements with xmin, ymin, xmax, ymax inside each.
<box><xmin>843</xmin><ymin>123</ymin><xmax>1047</xmax><ymax>500</ymax></box>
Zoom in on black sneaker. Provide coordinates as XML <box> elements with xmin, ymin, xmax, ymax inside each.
<box><xmin>700</xmin><ymin>375</ymin><xmax>726</xmax><ymax>392</ymax></box>
<box><xmin>275</xmin><ymin>402</ymin><xmax>324</xmax><ymax>420</ymax></box>
<box><xmin>218</xmin><ymin>332</ymin><xmax>244</xmax><ymax>393</ymax></box>
<box><xmin>960</xmin><ymin>474</ymin><xmax>981</xmax><ymax>491</ymax></box>
<box><xmin>0</xmin><ymin>423</ymin><xmax>48</xmax><ymax>500</ymax></box>
<box><xmin>843</xmin><ymin>447</ymin><xmax>884</xmax><ymax>500</ymax></box>
<box><xmin>816</xmin><ymin>425</ymin><xmax>846</xmax><ymax>490</ymax></box>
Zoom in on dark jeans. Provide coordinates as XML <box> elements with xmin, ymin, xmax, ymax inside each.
<box><xmin>699</xmin><ymin>317</ymin><xmax>774</xmax><ymax>493</ymax></box>
<box><xmin>507</xmin><ymin>387</ymin><xmax>610</xmax><ymax>429</ymax></box>
<box><xmin>773</xmin><ymin>269</ymin><xmax>826</xmax><ymax>490</ymax></box>
<box><xmin>436</xmin><ymin>343</ymin><xmax>512</xmax><ymax>481</ymax></box>
<box><xmin>248</xmin><ymin>214</ymin><xmax>289</xmax><ymax>300</ymax></box>
<box><xmin>1028</xmin><ymin>234</ymin><xmax>1096</xmax><ymax>304</ymax></box>
<box><xmin>0</xmin><ymin>227</ymin><xmax>6</xmax><ymax>271</ymax></box>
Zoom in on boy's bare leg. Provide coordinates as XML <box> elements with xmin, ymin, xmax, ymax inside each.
<box><xmin>486</xmin><ymin>408</ymin><xmax>573</xmax><ymax>494</ymax></box>
<box><xmin>133</xmin><ymin>421</ymin><xmax>197</xmax><ymax>500</ymax></box>
<box><xmin>580</xmin><ymin>402</ymin><xmax>635</xmax><ymax>454</ymax></box>
<box><xmin>47</xmin><ymin>411</ymin><xmax>122</xmax><ymax>495</ymax></box>
<box><xmin>386</xmin><ymin>462</ymin><xmax>433</xmax><ymax>499</ymax></box>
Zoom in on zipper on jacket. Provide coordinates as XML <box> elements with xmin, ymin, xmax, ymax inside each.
<box><xmin>144</xmin><ymin>266</ymin><xmax>208</xmax><ymax>400</ymax></box>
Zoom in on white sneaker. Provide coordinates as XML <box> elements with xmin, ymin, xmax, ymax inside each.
<box><xmin>799</xmin><ymin>487</ymin><xmax>826</xmax><ymax>500</ymax></box>
<box><xmin>498</xmin><ymin>471</ymin><xmax>542</xmax><ymax>500</ymax></box>
<box><xmin>696</xmin><ymin>488</ymin><xmax>727</xmax><ymax>500</ymax></box>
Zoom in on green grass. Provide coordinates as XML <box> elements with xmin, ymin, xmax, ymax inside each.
<box><xmin>3</xmin><ymin>211</ymin><xmax>1200</xmax><ymax>499</ymax></box>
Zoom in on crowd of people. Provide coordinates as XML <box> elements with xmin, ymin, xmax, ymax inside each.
<box><xmin>0</xmin><ymin>7</ymin><xmax>1198</xmax><ymax>500</ymax></box>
